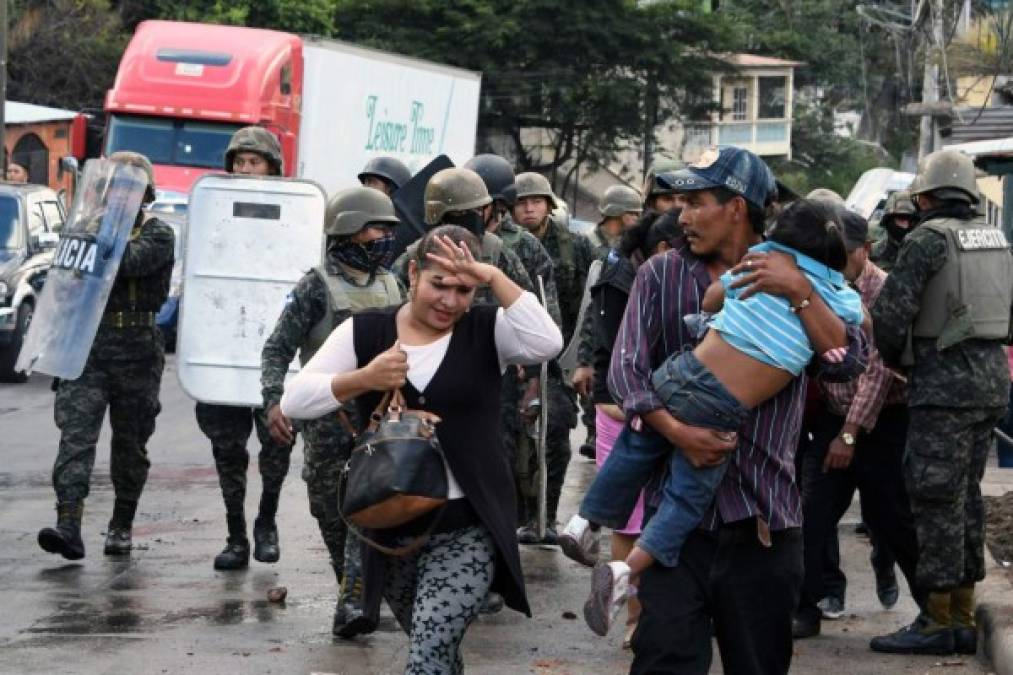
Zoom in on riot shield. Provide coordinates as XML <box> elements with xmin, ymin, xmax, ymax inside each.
<box><xmin>558</xmin><ymin>258</ymin><xmax>602</xmax><ymax>375</ymax></box>
<box><xmin>16</xmin><ymin>159</ymin><xmax>147</xmax><ymax>379</ymax></box>
<box><xmin>177</xmin><ymin>175</ymin><xmax>325</xmax><ymax>406</ymax></box>
<box><xmin>390</xmin><ymin>154</ymin><xmax>454</xmax><ymax>259</ymax></box>
<box><xmin>536</xmin><ymin>275</ymin><xmax>549</xmax><ymax>540</ymax></box>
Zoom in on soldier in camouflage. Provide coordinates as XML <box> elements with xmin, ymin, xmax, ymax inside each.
<box><xmin>871</xmin><ymin>190</ymin><xmax>917</xmax><ymax>273</ymax></box>
<box><xmin>512</xmin><ymin>172</ymin><xmax>597</xmax><ymax>544</ymax></box>
<box><xmin>464</xmin><ymin>154</ymin><xmax>563</xmax><ymax>527</ymax></box>
<box><xmin>871</xmin><ymin>150</ymin><xmax>1013</xmax><ymax>657</ymax></box>
<box><xmin>197</xmin><ymin>126</ymin><xmax>295</xmax><ymax>571</ymax></box>
<box><xmin>38</xmin><ymin>152</ymin><xmax>175</xmax><ymax>560</ymax></box>
<box><xmin>261</xmin><ymin>185</ymin><xmax>403</xmax><ymax>638</ymax></box>
<box><xmin>585</xmin><ymin>185</ymin><xmax>643</xmax><ymax>254</ymax></box>
<box><xmin>642</xmin><ymin>157</ymin><xmax>683</xmax><ymax>213</ymax></box>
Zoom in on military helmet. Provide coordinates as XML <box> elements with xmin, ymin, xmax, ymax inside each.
<box><xmin>325</xmin><ymin>186</ymin><xmax>400</xmax><ymax>237</ymax></box>
<box><xmin>599</xmin><ymin>185</ymin><xmax>644</xmax><ymax>217</ymax></box>
<box><xmin>463</xmin><ymin>154</ymin><xmax>515</xmax><ymax>202</ymax></box>
<box><xmin>643</xmin><ymin>157</ymin><xmax>683</xmax><ymax>197</ymax></box>
<box><xmin>424</xmin><ymin>167</ymin><xmax>491</xmax><ymax>226</ymax></box>
<box><xmin>805</xmin><ymin>188</ymin><xmax>844</xmax><ymax>204</ymax></box>
<box><xmin>883</xmin><ymin>190</ymin><xmax>916</xmax><ymax>217</ymax></box>
<box><xmin>108</xmin><ymin>150</ymin><xmax>156</xmax><ymax>202</ymax></box>
<box><xmin>514</xmin><ymin>172</ymin><xmax>557</xmax><ymax>210</ymax></box>
<box><xmin>225</xmin><ymin>126</ymin><xmax>284</xmax><ymax>175</ymax></box>
<box><xmin>358</xmin><ymin>156</ymin><xmax>411</xmax><ymax>191</ymax></box>
<box><xmin>910</xmin><ymin>149</ymin><xmax>979</xmax><ymax>204</ymax></box>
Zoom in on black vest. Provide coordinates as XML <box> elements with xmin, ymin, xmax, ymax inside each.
<box><xmin>352</xmin><ymin>304</ymin><xmax>531</xmax><ymax>617</ymax></box>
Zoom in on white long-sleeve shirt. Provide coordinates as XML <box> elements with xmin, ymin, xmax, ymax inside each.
<box><xmin>280</xmin><ymin>292</ymin><xmax>562</xmax><ymax>500</ymax></box>
<box><xmin>280</xmin><ymin>291</ymin><xmax>562</xmax><ymax>420</ymax></box>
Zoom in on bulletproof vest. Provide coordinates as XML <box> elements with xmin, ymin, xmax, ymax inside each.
<box><xmin>105</xmin><ymin>215</ymin><xmax>172</xmax><ymax>314</ymax></box>
<box><xmin>299</xmin><ymin>266</ymin><xmax>402</xmax><ymax>365</ymax></box>
<box><xmin>911</xmin><ymin>217</ymin><xmax>1013</xmax><ymax>350</ymax></box>
<box><xmin>547</xmin><ymin>219</ymin><xmax>576</xmax><ymax>283</ymax></box>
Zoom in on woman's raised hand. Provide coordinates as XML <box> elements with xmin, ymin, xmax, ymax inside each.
<box><xmin>425</xmin><ymin>234</ymin><xmax>496</xmax><ymax>286</ymax></box>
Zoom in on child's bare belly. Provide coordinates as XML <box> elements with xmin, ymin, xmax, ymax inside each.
<box><xmin>693</xmin><ymin>330</ymin><xmax>794</xmax><ymax>409</ymax></box>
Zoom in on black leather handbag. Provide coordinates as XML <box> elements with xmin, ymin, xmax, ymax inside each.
<box><xmin>338</xmin><ymin>388</ymin><xmax>448</xmax><ymax>555</ymax></box>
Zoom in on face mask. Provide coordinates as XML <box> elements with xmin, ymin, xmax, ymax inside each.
<box><xmin>443</xmin><ymin>210</ymin><xmax>486</xmax><ymax>237</ymax></box>
<box><xmin>884</xmin><ymin>216</ymin><xmax>913</xmax><ymax>243</ymax></box>
<box><xmin>327</xmin><ymin>233</ymin><xmax>396</xmax><ymax>273</ymax></box>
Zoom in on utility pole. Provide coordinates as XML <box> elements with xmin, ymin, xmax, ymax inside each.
<box><xmin>917</xmin><ymin>0</ymin><xmax>944</xmax><ymax>159</ymax></box>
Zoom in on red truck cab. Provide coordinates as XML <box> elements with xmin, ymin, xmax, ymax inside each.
<box><xmin>104</xmin><ymin>20</ymin><xmax>302</xmax><ymax>198</ymax></box>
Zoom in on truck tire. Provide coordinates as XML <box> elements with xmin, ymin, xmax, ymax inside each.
<box><xmin>0</xmin><ymin>302</ymin><xmax>32</xmax><ymax>383</ymax></box>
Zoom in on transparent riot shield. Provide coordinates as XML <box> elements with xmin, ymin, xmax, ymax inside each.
<box><xmin>16</xmin><ymin>159</ymin><xmax>147</xmax><ymax>379</ymax></box>
<box><xmin>177</xmin><ymin>174</ymin><xmax>325</xmax><ymax>406</ymax></box>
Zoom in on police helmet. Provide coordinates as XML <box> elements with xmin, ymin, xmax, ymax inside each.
<box><xmin>108</xmin><ymin>150</ymin><xmax>156</xmax><ymax>203</ymax></box>
<box><xmin>325</xmin><ymin>186</ymin><xmax>400</xmax><ymax>237</ymax></box>
<box><xmin>225</xmin><ymin>126</ymin><xmax>284</xmax><ymax>175</ymax></box>
<box><xmin>599</xmin><ymin>185</ymin><xmax>644</xmax><ymax>218</ymax></box>
<box><xmin>424</xmin><ymin>168</ymin><xmax>492</xmax><ymax>226</ymax></box>
<box><xmin>463</xmin><ymin>154</ymin><xmax>515</xmax><ymax>202</ymax></box>
<box><xmin>514</xmin><ymin>172</ymin><xmax>557</xmax><ymax>210</ymax></box>
<box><xmin>910</xmin><ymin>149</ymin><xmax>979</xmax><ymax>204</ymax></box>
<box><xmin>643</xmin><ymin>157</ymin><xmax>683</xmax><ymax>197</ymax></box>
<box><xmin>357</xmin><ymin>156</ymin><xmax>411</xmax><ymax>192</ymax></box>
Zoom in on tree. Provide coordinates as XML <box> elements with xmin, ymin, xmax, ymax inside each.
<box><xmin>8</xmin><ymin>0</ymin><xmax>128</xmax><ymax>113</ymax></box>
<box><xmin>117</xmin><ymin>0</ymin><xmax>338</xmax><ymax>35</ymax></box>
<box><xmin>331</xmin><ymin>0</ymin><xmax>734</xmax><ymax>183</ymax></box>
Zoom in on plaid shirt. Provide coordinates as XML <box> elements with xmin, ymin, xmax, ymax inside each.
<box><xmin>821</xmin><ymin>262</ymin><xmax>907</xmax><ymax>430</ymax></box>
<box><xmin>608</xmin><ymin>241</ymin><xmax>869</xmax><ymax>531</ymax></box>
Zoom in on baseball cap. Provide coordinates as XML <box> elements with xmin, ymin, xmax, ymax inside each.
<box><xmin>657</xmin><ymin>145</ymin><xmax>776</xmax><ymax>209</ymax></box>
<box><xmin>837</xmin><ymin>209</ymin><xmax>869</xmax><ymax>251</ymax></box>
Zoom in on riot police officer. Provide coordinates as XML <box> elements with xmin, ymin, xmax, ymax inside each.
<box><xmin>871</xmin><ymin>190</ymin><xmax>918</xmax><ymax>272</ymax></box>
<box><xmin>38</xmin><ymin>151</ymin><xmax>175</xmax><ymax>559</ymax></box>
<box><xmin>261</xmin><ymin>186</ymin><xmax>403</xmax><ymax>637</ymax></box>
<box><xmin>871</xmin><ymin>150</ymin><xmax>1013</xmax><ymax>656</ymax></box>
<box><xmin>587</xmin><ymin>185</ymin><xmax>642</xmax><ymax>253</ymax></box>
<box><xmin>358</xmin><ymin>157</ymin><xmax>411</xmax><ymax>197</ymax></box>
<box><xmin>512</xmin><ymin>172</ymin><xmax>596</xmax><ymax>543</ymax></box>
<box><xmin>197</xmin><ymin>126</ymin><xmax>294</xmax><ymax>570</ymax></box>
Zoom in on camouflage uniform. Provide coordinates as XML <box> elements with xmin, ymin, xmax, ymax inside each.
<box><xmin>520</xmin><ymin>216</ymin><xmax>597</xmax><ymax>530</ymax></box>
<box><xmin>872</xmin><ymin>224</ymin><xmax>1009</xmax><ymax>591</ymax></box>
<box><xmin>261</xmin><ymin>265</ymin><xmax>403</xmax><ymax>573</ymax></box>
<box><xmin>870</xmin><ymin>236</ymin><xmax>902</xmax><ymax>273</ymax></box>
<box><xmin>52</xmin><ymin>213</ymin><xmax>174</xmax><ymax>505</ymax></box>
<box><xmin>194</xmin><ymin>404</ymin><xmax>292</xmax><ymax>514</ymax></box>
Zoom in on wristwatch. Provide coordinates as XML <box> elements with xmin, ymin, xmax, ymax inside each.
<box><xmin>840</xmin><ymin>432</ymin><xmax>856</xmax><ymax>446</ymax></box>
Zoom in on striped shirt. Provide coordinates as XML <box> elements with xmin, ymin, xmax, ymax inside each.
<box><xmin>711</xmin><ymin>241</ymin><xmax>864</xmax><ymax>376</ymax></box>
<box><xmin>821</xmin><ymin>261</ymin><xmax>907</xmax><ymax>430</ymax></box>
<box><xmin>608</xmin><ymin>240</ymin><xmax>869</xmax><ymax>531</ymax></box>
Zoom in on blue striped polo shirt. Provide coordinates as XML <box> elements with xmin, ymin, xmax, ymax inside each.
<box><xmin>709</xmin><ymin>240</ymin><xmax>864</xmax><ymax>376</ymax></box>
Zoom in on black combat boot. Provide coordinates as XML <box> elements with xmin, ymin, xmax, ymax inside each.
<box><xmin>213</xmin><ymin>512</ymin><xmax>250</xmax><ymax>570</ymax></box>
<box><xmin>253</xmin><ymin>491</ymin><xmax>280</xmax><ymax>563</ymax></box>
<box><xmin>870</xmin><ymin>593</ymin><xmax>955</xmax><ymax>656</ymax></box>
<box><xmin>104</xmin><ymin>498</ymin><xmax>138</xmax><ymax>556</ymax></box>
<box><xmin>38</xmin><ymin>501</ymin><xmax>85</xmax><ymax>560</ymax></box>
<box><xmin>332</xmin><ymin>558</ymin><xmax>375</xmax><ymax>638</ymax></box>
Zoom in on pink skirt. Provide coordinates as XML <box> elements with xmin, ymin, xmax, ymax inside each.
<box><xmin>595</xmin><ymin>408</ymin><xmax>645</xmax><ymax>535</ymax></box>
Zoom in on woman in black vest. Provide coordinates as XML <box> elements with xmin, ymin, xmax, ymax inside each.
<box><xmin>281</xmin><ymin>225</ymin><xmax>562</xmax><ymax>674</ymax></box>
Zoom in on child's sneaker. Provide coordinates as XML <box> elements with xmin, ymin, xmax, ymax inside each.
<box><xmin>584</xmin><ymin>561</ymin><xmax>632</xmax><ymax>636</ymax></box>
<box><xmin>559</xmin><ymin>515</ymin><xmax>599</xmax><ymax>567</ymax></box>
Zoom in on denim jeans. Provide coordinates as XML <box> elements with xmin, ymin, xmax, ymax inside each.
<box><xmin>580</xmin><ymin>351</ymin><xmax>749</xmax><ymax>567</ymax></box>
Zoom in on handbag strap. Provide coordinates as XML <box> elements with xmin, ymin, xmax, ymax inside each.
<box><xmin>336</xmin><ymin>465</ymin><xmax>446</xmax><ymax>557</ymax></box>
<box><xmin>335</xmin><ymin>388</ymin><xmax>404</xmax><ymax>439</ymax></box>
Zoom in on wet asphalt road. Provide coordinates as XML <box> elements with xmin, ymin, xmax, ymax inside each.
<box><xmin>0</xmin><ymin>359</ymin><xmax>991</xmax><ymax>674</ymax></box>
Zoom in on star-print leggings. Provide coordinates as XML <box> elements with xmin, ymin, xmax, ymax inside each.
<box><xmin>383</xmin><ymin>525</ymin><xmax>496</xmax><ymax>675</ymax></box>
